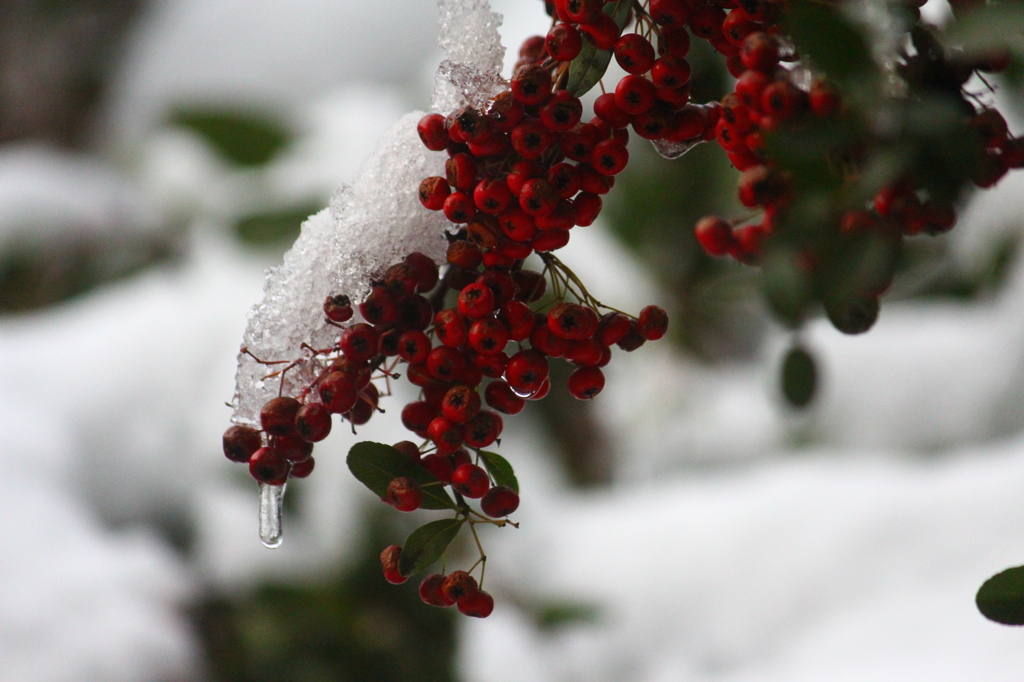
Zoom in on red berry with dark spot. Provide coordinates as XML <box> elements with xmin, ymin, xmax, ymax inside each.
<box><xmin>420</xmin><ymin>574</ymin><xmax>456</xmax><ymax>607</ymax></box>
<box><xmin>387</xmin><ymin>477</ymin><xmax>423</xmax><ymax>512</ymax></box>
<box><xmin>405</xmin><ymin>252</ymin><xmax>439</xmax><ymax>293</ymax></box>
<box><xmin>474</xmin><ymin>178</ymin><xmax>513</xmax><ymax>215</ymax></box>
<box><xmin>458</xmin><ymin>590</ymin><xmax>495</xmax><ymax>618</ymax></box>
<box><xmin>567</xmin><ymin>366</ymin><xmax>606</xmax><ymax>400</ymax></box>
<box><xmin>451</xmin><ymin>463</ymin><xmax>491</xmax><ymax>498</ymax></box>
<box><xmin>578</xmin><ymin>13</ymin><xmax>621</xmax><ymax>50</ymax></box>
<box><xmin>464</xmin><ymin>410</ymin><xmax>503</xmax><ymax>448</ymax></box>
<box><xmin>441</xmin><ymin>570</ymin><xmax>477</xmax><ymax>602</ymax></box>
<box><xmin>419</xmin><ymin>176</ymin><xmax>451</xmax><ymax>210</ymax></box>
<box><xmin>441</xmin><ymin>385</ymin><xmax>482</xmax><ymax>424</ymax></box>
<box><xmin>433</xmin><ymin>308</ymin><xmax>467</xmax><ymax>348</ymax></box>
<box><xmin>421</xmin><ymin>452</ymin><xmax>455</xmax><ymax>482</ymax></box>
<box><xmin>340</xmin><ymin>323</ymin><xmax>378</xmax><ymax>363</ymax></box>
<box><xmin>323</xmin><ymin>294</ymin><xmax>353</xmax><ymax>322</ymax></box>
<box><xmin>591</xmin><ymin>139</ymin><xmax>629</xmax><ymax>175</ymax></box>
<box><xmin>638</xmin><ymin>305</ymin><xmax>669</xmax><ymax>340</ymax></box>
<box><xmin>417</xmin><ymin>113</ymin><xmax>450</xmax><ymax>151</ymax></box>
<box><xmin>468</xmin><ymin>317</ymin><xmax>510</xmax><ymax>355</ymax></box>
<box><xmin>274</xmin><ymin>434</ymin><xmax>313</xmax><ymax>463</ymax></box>
<box><xmin>427</xmin><ymin>346</ymin><xmax>466</xmax><ymax>382</ymax></box>
<box><xmin>548</xmin><ymin>302</ymin><xmax>591</xmax><ymax>340</ymax></box>
<box><xmin>485</xmin><ymin>380</ymin><xmax>526</xmax><ymax>415</ymax></box>
<box><xmin>596</xmin><ymin>312</ymin><xmax>632</xmax><ymax>347</ymax></box>
<box><xmin>428</xmin><ymin>416</ymin><xmax>465</xmax><ymax>454</ymax></box>
<box><xmin>223</xmin><ymin>425</ymin><xmax>262</xmax><ymax>463</ymax></box>
<box><xmin>650</xmin><ymin>0</ymin><xmax>693</xmax><ymax>26</ymax></box>
<box><xmin>260</xmin><ymin>397</ymin><xmax>300</xmax><ymax>437</ymax></box>
<box><xmin>505</xmin><ymin>349</ymin><xmax>550</xmax><ymax>396</ymax></box>
<box><xmin>615</xmin><ymin>33</ymin><xmax>656</xmax><ymax>75</ymax></box>
<box><xmin>546</xmin><ymin>22</ymin><xmax>582</xmax><ymax>61</ymax></box>
<box><xmin>381</xmin><ymin>545</ymin><xmax>407</xmax><ymax>584</ymax></box>
<box><xmin>458</xmin><ymin>282</ymin><xmax>496</xmax><ymax>318</ymax></box>
<box><xmin>481</xmin><ymin>485</ymin><xmax>520</xmax><ymax>517</ymax></box>
<box><xmin>248</xmin><ymin>446</ymin><xmax>289</xmax><ymax>485</ymax></box>
<box><xmin>511</xmin><ymin>64</ymin><xmax>552</xmax><ymax>105</ymax></box>
<box><xmin>615</xmin><ymin>74</ymin><xmax>656</xmax><ymax>116</ymax></box>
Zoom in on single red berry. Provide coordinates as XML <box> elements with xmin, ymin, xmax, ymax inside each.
<box><xmin>405</xmin><ymin>252</ymin><xmax>440</xmax><ymax>293</ymax></box>
<box><xmin>591</xmin><ymin>139</ymin><xmax>629</xmax><ymax>175</ymax></box>
<box><xmin>505</xmin><ymin>349</ymin><xmax>550</xmax><ymax>396</ymax></box>
<box><xmin>540</xmin><ymin>91</ymin><xmax>583</xmax><ymax>132</ymax></box>
<box><xmin>427</xmin><ymin>346</ymin><xmax>466</xmax><ymax>382</ymax></box>
<box><xmin>381</xmin><ymin>545</ymin><xmax>407</xmax><ymax>584</ymax></box>
<box><xmin>498</xmin><ymin>300</ymin><xmax>534</xmax><ymax>342</ymax></box>
<box><xmin>511</xmin><ymin>118</ymin><xmax>555</xmax><ymax>159</ymax></box>
<box><xmin>274</xmin><ymin>434</ymin><xmax>313</xmax><ymax>463</ymax></box>
<box><xmin>477</xmin><ymin>269</ymin><xmax>518</xmax><ymax>307</ymax></box>
<box><xmin>458</xmin><ymin>282</ymin><xmax>497</xmax><ymax>319</ymax></box>
<box><xmin>615</xmin><ymin>33</ymin><xmax>656</xmax><ymax>75</ymax></box>
<box><xmin>567</xmin><ymin>366</ymin><xmax>606</xmax><ymax>400</ymax></box>
<box><xmin>443</xmin><ymin>192</ymin><xmax>477</xmax><ymax>224</ymax></box>
<box><xmin>481</xmin><ymin>485</ymin><xmax>520</xmax><ymax>517</ymax></box>
<box><xmin>473</xmin><ymin>178</ymin><xmax>513</xmax><ymax>215</ymax></box>
<box><xmin>485</xmin><ymin>380</ymin><xmax>526</xmax><ymax>415</ymax></box>
<box><xmin>392</xmin><ymin>293</ymin><xmax>431</xmax><ymax>332</ymax></box>
<box><xmin>511</xmin><ymin>64</ymin><xmax>552</xmax><ymax>105</ymax></box>
<box><xmin>323</xmin><ymin>294</ymin><xmax>353</xmax><ymax>322</ymax></box>
<box><xmin>260</xmin><ymin>397</ymin><xmax>300</xmax><ymax>437</ymax></box>
<box><xmin>428</xmin><ymin>416</ymin><xmax>465</xmax><ymax>454</ymax></box>
<box><xmin>419</xmin><ymin>176</ymin><xmax>451</xmax><ymax>210</ymax></box>
<box><xmin>572</xmin><ymin>192</ymin><xmax>602</xmax><ymax>227</ymax></box>
<box><xmin>615</xmin><ymin>74</ymin><xmax>656</xmax><ymax>115</ymax></box>
<box><xmin>339</xmin><ymin>323</ymin><xmax>379</xmax><ymax>363</ymax></box>
<box><xmin>445</xmin><ymin>153</ymin><xmax>478</xmax><ymax>191</ymax></box>
<box><xmin>741</xmin><ymin>31</ymin><xmax>779</xmax><ymax>71</ymax></box>
<box><xmin>451</xmin><ymin>463</ymin><xmax>491</xmax><ymax>498</ymax></box>
<box><xmin>248</xmin><ymin>446</ymin><xmax>289</xmax><ymax>485</ymax></box>
<box><xmin>345</xmin><ymin>392</ymin><xmax>377</xmax><ymax>427</ymax></box>
<box><xmin>458</xmin><ymin>590</ymin><xmax>495</xmax><ymax>618</ymax></box>
<box><xmin>401</xmin><ymin>401</ymin><xmax>437</xmax><ymax>435</ymax></box>
<box><xmin>383</xmin><ymin>262</ymin><xmax>421</xmax><ymax>296</ymax></box>
<box><xmin>472</xmin><ymin>350</ymin><xmax>508</xmax><ymax>378</ymax></box>
<box><xmin>694</xmin><ymin>216</ymin><xmax>735</xmax><ymax>256</ymax></box>
<box><xmin>658</xmin><ymin>25</ymin><xmax>691</xmax><ymax>58</ymax></box>
<box><xmin>417</xmin><ymin>113</ymin><xmax>451</xmax><ymax>151</ymax></box>
<box><xmin>651</xmin><ymin>56</ymin><xmax>692</xmax><ymax>89</ymax></box>
<box><xmin>392</xmin><ymin>441</ymin><xmax>422</xmax><ymax>463</ymax></box>
<box><xmin>497</xmin><ymin>206</ymin><xmax>537</xmax><ymax>242</ymax></box>
<box><xmin>616</xmin><ymin>321</ymin><xmax>646</xmax><ymax>352</ymax></box>
<box><xmin>398</xmin><ymin>329</ymin><xmax>432</xmax><ymax>365</ymax></box>
<box><xmin>689</xmin><ymin>4</ymin><xmax>726</xmax><ymax>39</ymax></box>
<box><xmin>519</xmin><ymin>34</ymin><xmax>547</xmax><ymax>62</ymax></box>
<box><xmin>546</xmin><ymin>22</ymin><xmax>582</xmax><ymax>61</ymax></box>
<box><xmin>441</xmin><ymin>570</ymin><xmax>478</xmax><ymax>602</ymax></box>
<box><xmin>468</xmin><ymin>317</ymin><xmax>510</xmax><ymax>355</ymax></box>
<box><xmin>561</xmin><ymin>122</ymin><xmax>603</xmax><ymax>161</ymax></box>
<box><xmin>809</xmin><ymin>80</ymin><xmax>841</xmax><ymax>117</ymax></box>
<box><xmin>358</xmin><ymin>285</ymin><xmax>398</xmax><ymax>326</ymax></box>
<box><xmin>595</xmin><ymin>312</ymin><xmax>632</xmax><ymax>347</ymax></box>
<box><xmin>637</xmin><ymin>305</ymin><xmax>669</xmax><ymax>340</ymax></box>
<box><xmin>317</xmin><ymin>372</ymin><xmax>357</xmax><ymax>414</ymax></box>
<box><xmin>223</xmin><ymin>425</ymin><xmax>262</xmax><ymax>463</ymax></box>
<box><xmin>421</xmin><ymin>452</ymin><xmax>455</xmax><ymax>482</ymax></box>
<box><xmin>289</xmin><ymin>456</ymin><xmax>315</xmax><ymax>479</ymax></box>
<box><xmin>387</xmin><ymin>477</ymin><xmax>423</xmax><ymax>512</ymax></box>
<box><xmin>565</xmin><ymin>338</ymin><xmax>605</xmax><ymax>367</ymax></box>
<box><xmin>464</xmin><ymin>410</ymin><xmax>503</xmax><ymax>448</ymax></box>
<box><xmin>433</xmin><ymin>308</ymin><xmax>468</xmax><ymax>348</ymax></box>
<box><xmin>294</xmin><ymin>402</ymin><xmax>332</xmax><ymax>442</ymax></box>
<box><xmin>530</xmin><ymin>319</ymin><xmax>570</xmax><ymax>357</ymax></box>
<box><xmin>578</xmin><ymin>13</ymin><xmax>620</xmax><ymax>50</ymax></box>
<box><xmin>519</xmin><ymin>178</ymin><xmax>560</xmax><ymax>217</ymax></box>
<box><xmin>420</xmin><ymin>574</ymin><xmax>457</xmax><ymax>607</ymax></box>
<box><xmin>547</xmin><ymin>302</ymin><xmax>591</xmax><ymax>340</ymax></box>
<box><xmin>441</xmin><ymin>385</ymin><xmax>482</xmax><ymax>424</ymax></box>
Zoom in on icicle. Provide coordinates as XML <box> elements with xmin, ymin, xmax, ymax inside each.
<box><xmin>259</xmin><ymin>482</ymin><xmax>286</xmax><ymax>548</ymax></box>
<box><xmin>652</xmin><ymin>137</ymin><xmax>705</xmax><ymax>160</ymax></box>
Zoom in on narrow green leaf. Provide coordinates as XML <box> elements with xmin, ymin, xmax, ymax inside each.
<box><xmin>169</xmin><ymin>108</ymin><xmax>291</xmax><ymax>166</ymax></box>
<box><xmin>566</xmin><ymin>1</ymin><xmax>633</xmax><ymax>98</ymax></box>
<box><xmin>346</xmin><ymin>442</ymin><xmax>456</xmax><ymax>510</ymax></box>
<box><xmin>398</xmin><ymin>518</ymin><xmax>464</xmax><ymax>577</ymax></box>
<box><xmin>781</xmin><ymin>345</ymin><xmax>817</xmax><ymax>408</ymax></box>
<box><xmin>478</xmin><ymin>451</ymin><xmax>519</xmax><ymax>493</ymax></box>
<box><xmin>977</xmin><ymin>566</ymin><xmax>1024</xmax><ymax>625</ymax></box>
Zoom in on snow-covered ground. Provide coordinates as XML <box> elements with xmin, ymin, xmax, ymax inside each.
<box><xmin>2</xmin><ymin>0</ymin><xmax>1024</xmax><ymax>679</ymax></box>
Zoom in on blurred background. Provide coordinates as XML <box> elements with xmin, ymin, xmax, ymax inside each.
<box><xmin>4</xmin><ymin>0</ymin><xmax>1024</xmax><ymax>680</ymax></box>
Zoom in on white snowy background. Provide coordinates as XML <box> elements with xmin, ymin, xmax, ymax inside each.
<box><xmin>2</xmin><ymin>0</ymin><xmax>1024</xmax><ymax>680</ymax></box>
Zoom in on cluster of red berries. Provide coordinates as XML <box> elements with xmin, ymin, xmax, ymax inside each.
<box><xmin>682</xmin><ymin>0</ymin><xmax>1023</xmax><ymax>325</ymax></box>
<box><xmin>383</xmin><ymin>553</ymin><xmax>495</xmax><ymax>618</ymax></box>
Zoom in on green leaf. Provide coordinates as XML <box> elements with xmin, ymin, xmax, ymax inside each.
<box><xmin>169</xmin><ymin>108</ymin><xmax>291</xmax><ymax>166</ymax></box>
<box><xmin>346</xmin><ymin>442</ymin><xmax>456</xmax><ymax>510</ymax></box>
<box><xmin>398</xmin><ymin>518</ymin><xmax>464</xmax><ymax>577</ymax></box>
<box><xmin>566</xmin><ymin>1</ymin><xmax>633</xmax><ymax>98</ymax></box>
<box><xmin>977</xmin><ymin>565</ymin><xmax>1024</xmax><ymax>625</ymax></box>
<box><xmin>781</xmin><ymin>345</ymin><xmax>817</xmax><ymax>408</ymax></box>
<box><xmin>478</xmin><ymin>450</ymin><xmax>519</xmax><ymax>493</ymax></box>
<box><xmin>783</xmin><ymin>1</ymin><xmax>873</xmax><ymax>86</ymax></box>
<box><xmin>235</xmin><ymin>202</ymin><xmax>322</xmax><ymax>246</ymax></box>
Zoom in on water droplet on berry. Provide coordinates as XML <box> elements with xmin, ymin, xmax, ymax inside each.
<box><xmin>259</xmin><ymin>482</ymin><xmax>286</xmax><ymax>548</ymax></box>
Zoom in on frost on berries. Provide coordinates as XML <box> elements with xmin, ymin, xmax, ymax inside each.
<box><xmin>231</xmin><ymin>0</ymin><xmax>507</xmax><ymax>427</ymax></box>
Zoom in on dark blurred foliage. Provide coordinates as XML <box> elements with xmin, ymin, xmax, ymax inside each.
<box><xmin>192</xmin><ymin>506</ymin><xmax>458</xmax><ymax>682</ymax></box>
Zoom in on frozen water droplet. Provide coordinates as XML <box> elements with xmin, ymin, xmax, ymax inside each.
<box><xmin>652</xmin><ymin>137</ymin><xmax>705</xmax><ymax>160</ymax></box>
<box><xmin>259</xmin><ymin>482</ymin><xmax>286</xmax><ymax>548</ymax></box>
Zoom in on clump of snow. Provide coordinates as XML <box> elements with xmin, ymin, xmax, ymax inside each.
<box><xmin>231</xmin><ymin>0</ymin><xmax>507</xmax><ymax>425</ymax></box>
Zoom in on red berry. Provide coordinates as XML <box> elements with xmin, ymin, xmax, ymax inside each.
<box><xmin>468</xmin><ymin>317</ymin><xmax>510</xmax><ymax>355</ymax></box>
<box><xmin>615</xmin><ymin>33</ymin><xmax>656</xmax><ymax>75</ymax></box>
<box><xmin>546</xmin><ymin>22</ymin><xmax>583</xmax><ymax>61</ymax></box>
<box><xmin>689</xmin><ymin>5</ymin><xmax>726</xmax><ymax>39</ymax></box>
<box><xmin>223</xmin><ymin>425</ymin><xmax>262</xmax><ymax>463</ymax></box>
<box><xmin>418</xmin><ymin>176</ymin><xmax>451</xmax><ymax>210</ymax></box>
<box><xmin>421</xmin><ymin>452</ymin><xmax>455</xmax><ymax>482</ymax></box>
<box><xmin>339</xmin><ymin>323</ymin><xmax>378</xmax><ymax>363</ymax></box>
<box><xmin>381</xmin><ymin>545</ymin><xmax>407</xmax><ymax>584</ymax></box>
<box><xmin>248</xmin><ymin>446</ymin><xmax>289</xmax><ymax>484</ymax></box>
<box><xmin>511</xmin><ymin>64</ymin><xmax>552</xmax><ymax>105</ymax></box>
<box><xmin>451</xmin><ymin>463</ymin><xmax>491</xmax><ymax>498</ymax></box>
<box><xmin>441</xmin><ymin>385</ymin><xmax>482</xmax><ymax>424</ymax></box>
<box><xmin>393</xmin><ymin>440</ymin><xmax>422</xmax><ymax>463</ymax></box>
<box><xmin>458</xmin><ymin>590</ymin><xmax>495</xmax><ymax>618</ymax></box>
<box><xmin>615</xmin><ymin>74</ymin><xmax>656</xmax><ymax>116</ymax></box>
<box><xmin>386</xmin><ymin>477</ymin><xmax>423</xmax><ymax>512</ymax></box>
<box><xmin>420</xmin><ymin>574</ymin><xmax>456</xmax><ymax>607</ymax></box>
<box><xmin>694</xmin><ymin>216</ymin><xmax>735</xmax><ymax>256</ymax></box>
<box><xmin>578</xmin><ymin>13</ymin><xmax>620</xmax><ymax>50</ymax></box>
<box><xmin>323</xmin><ymin>294</ymin><xmax>353</xmax><ymax>322</ymax></box>
<box><xmin>505</xmin><ymin>349</ymin><xmax>550</xmax><ymax>396</ymax></box>
<box><xmin>591</xmin><ymin>139</ymin><xmax>629</xmax><ymax>175</ymax></box>
<box><xmin>428</xmin><ymin>416</ymin><xmax>465</xmax><ymax>454</ymax></box>
<box><xmin>658</xmin><ymin>25</ymin><xmax>691</xmax><ymax>58</ymax></box>
<box><xmin>260</xmin><ymin>397</ymin><xmax>300</xmax><ymax>437</ymax></box>
<box><xmin>481</xmin><ymin>485</ymin><xmax>520</xmax><ymax>517</ymax></box>
<box><xmin>441</xmin><ymin>570</ymin><xmax>478</xmax><ymax>602</ymax></box>
<box><xmin>289</xmin><ymin>456</ymin><xmax>315</xmax><ymax>479</ymax></box>
<box><xmin>540</xmin><ymin>91</ymin><xmax>583</xmax><ymax>132</ymax></box>
<box><xmin>530</xmin><ymin>319</ymin><xmax>570</xmax><ymax>357</ymax></box>
<box><xmin>427</xmin><ymin>346</ymin><xmax>466</xmax><ymax>382</ymax></box>
<box><xmin>565</xmin><ymin>338</ymin><xmax>605</xmax><ymax>367</ymax></box>
<box><xmin>519</xmin><ymin>178</ymin><xmax>559</xmax><ymax>217</ymax></box>
<box><xmin>417</xmin><ymin>113</ymin><xmax>450</xmax><ymax>151</ymax></box>
<box><xmin>474</xmin><ymin>178</ymin><xmax>513</xmax><ymax>215</ymax></box>
<box><xmin>405</xmin><ymin>252</ymin><xmax>440</xmax><ymax>293</ymax></box>
<box><xmin>485</xmin><ymin>380</ymin><xmax>526</xmax><ymax>415</ymax></box>
<box><xmin>596</xmin><ymin>312</ymin><xmax>632</xmax><ymax>346</ymax></box>
<box><xmin>511</xmin><ymin>118</ymin><xmax>555</xmax><ymax>159</ymax></box>
<box><xmin>358</xmin><ymin>285</ymin><xmax>398</xmax><ymax>326</ymax></box>
<box><xmin>274</xmin><ymin>433</ymin><xmax>313</xmax><ymax>463</ymax></box>
<box><xmin>567</xmin><ymin>366</ymin><xmax>606</xmax><ymax>400</ymax></box>
<box><xmin>464</xmin><ymin>410</ymin><xmax>503</xmax><ymax>448</ymax></box>
<box><xmin>547</xmin><ymin>302</ymin><xmax>591</xmax><ymax>340</ymax></box>
<box><xmin>472</xmin><ymin>350</ymin><xmax>508</xmax><ymax>378</ymax></box>
<box><xmin>650</xmin><ymin>0</ymin><xmax>693</xmax><ymax>26</ymax></box>
<box><xmin>458</xmin><ymin>281</ymin><xmax>497</xmax><ymax>318</ymax></box>
<box><xmin>637</xmin><ymin>305</ymin><xmax>669</xmax><ymax>340</ymax></box>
